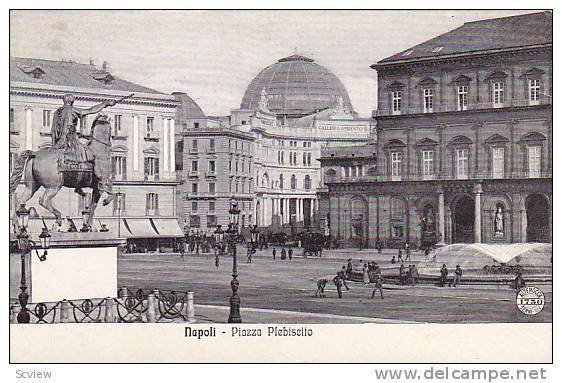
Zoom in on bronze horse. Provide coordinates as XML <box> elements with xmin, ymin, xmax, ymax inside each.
<box><xmin>10</xmin><ymin>115</ymin><xmax>113</xmax><ymax>228</ymax></box>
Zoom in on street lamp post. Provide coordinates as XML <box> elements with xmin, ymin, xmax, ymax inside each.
<box><xmin>14</xmin><ymin>204</ymin><xmax>51</xmax><ymax>324</ymax></box>
<box><xmin>247</xmin><ymin>224</ymin><xmax>260</xmax><ymax>263</ymax></box>
<box><xmin>227</xmin><ymin>197</ymin><xmax>242</xmax><ymax>323</ymax></box>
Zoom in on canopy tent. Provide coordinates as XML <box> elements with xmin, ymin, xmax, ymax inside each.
<box><xmin>123</xmin><ymin>218</ymin><xmax>159</xmax><ymax>238</ymax></box>
<box><xmin>150</xmin><ymin>218</ymin><xmax>184</xmax><ymax>237</ymax></box>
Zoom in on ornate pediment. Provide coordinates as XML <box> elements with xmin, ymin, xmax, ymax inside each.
<box><xmin>143</xmin><ymin>146</ymin><xmax>160</xmax><ymax>155</ymax></box>
<box><xmin>519</xmin><ymin>132</ymin><xmax>546</xmax><ymax>143</ymax></box>
<box><xmin>111</xmin><ymin>144</ymin><xmax>128</xmax><ymax>153</ymax></box>
<box><xmin>417</xmin><ymin>77</ymin><xmax>437</xmax><ymax>88</ymax></box>
<box><xmin>519</xmin><ymin>67</ymin><xmax>545</xmax><ymax>79</ymax></box>
<box><xmin>386</xmin><ymin>81</ymin><xmax>405</xmax><ymax>90</ymax></box>
<box><xmin>484</xmin><ymin>134</ymin><xmax>509</xmax><ymax>145</ymax></box>
<box><xmin>449</xmin><ymin>135</ymin><xmax>473</xmax><ymax>146</ymax></box>
<box><xmin>485</xmin><ymin>70</ymin><xmax>508</xmax><ymax>81</ymax></box>
<box><xmin>384</xmin><ymin>139</ymin><xmax>407</xmax><ymax>149</ymax></box>
<box><xmin>415</xmin><ymin>137</ymin><xmax>439</xmax><ymax>147</ymax></box>
<box><xmin>450</xmin><ymin>74</ymin><xmax>472</xmax><ymax>84</ymax></box>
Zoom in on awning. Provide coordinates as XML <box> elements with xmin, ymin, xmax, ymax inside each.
<box><xmin>124</xmin><ymin>218</ymin><xmax>159</xmax><ymax>238</ymax></box>
<box><xmin>151</xmin><ymin>218</ymin><xmax>184</xmax><ymax>237</ymax></box>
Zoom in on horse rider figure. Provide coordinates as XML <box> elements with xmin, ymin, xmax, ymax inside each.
<box><xmin>51</xmin><ymin>93</ymin><xmax>121</xmax><ymax>205</ymax></box>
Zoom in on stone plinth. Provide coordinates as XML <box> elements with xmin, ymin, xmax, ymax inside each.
<box><xmin>10</xmin><ymin>232</ymin><xmax>126</xmax><ymax>303</ymax></box>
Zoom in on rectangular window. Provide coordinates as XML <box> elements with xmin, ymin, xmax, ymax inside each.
<box><xmin>192</xmin><ymin>139</ymin><xmax>198</xmax><ymax>150</ymax></box>
<box><xmin>492</xmin><ymin>82</ymin><xmax>504</xmax><ymax>108</ymax></box>
<box><xmin>207</xmin><ymin>215</ymin><xmax>217</xmax><ymax>227</ymax></box>
<box><xmin>144</xmin><ymin>157</ymin><xmax>159</xmax><ymax>180</ymax></box>
<box><xmin>392</xmin><ymin>91</ymin><xmax>402</xmax><ymax>115</ymax></box>
<box><xmin>209</xmin><ymin>138</ymin><xmax>215</xmax><ymax>150</ymax></box>
<box><xmin>423</xmin><ymin>88</ymin><xmax>433</xmax><ymax>113</ymax></box>
<box><xmin>492</xmin><ymin>147</ymin><xmax>505</xmax><ymax>179</ymax></box>
<box><xmin>146</xmin><ymin>117</ymin><xmax>154</xmax><ymax>137</ymax></box>
<box><xmin>42</xmin><ymin>110</ymin><xmax>51</xmax><ymax>128</ymax></box>
<box><xmin>422</xmin><ymin>150</ymin><xmax>434</xmax><ymax>180</ymax></box>
<box><xmin>146</xmin><ymin>193</ymin><xmax>158</xmax><ymax>216</ymax></box>
<box><xmin>189</xmin><ymin>215</ymin><xmax>200</xmax><ymax>228</ymax></box>
<box><xmin>194</xmin><ymin>122</ymin><xmax>200</xmax><ymax>129</ymax></box>
<box><xmin>114</xmin><ymin>115</ymin><xmax>122</xmax><ymax>134</ymax></box>
<box><xmin>209</xmin><ymin>201</ymin><xmax>215</xmax><ymax>212</ymax></box>
<box><xmin>112</xmin><ymin>156</ymin><xmax>127</xmax><ymax>181</ymax></box>
<box><xmin>344</xmin><ymin>167</ymin><xmax>350</xmax><ymax>178</ymax></box>
<box><xmin>391</xmin><ymin>151</ymin><xmax>402</xmax><ymax>181</ymax></box>
<box><xmin>209</xmin><ymin>183</ymin><xmax>215</xmax><ymax>193</ymax></box>
<box><xmin>191</xmin><ymin>160</ymin><xmax>198</xmax><ymax>172</ymax></box>
<box><xmin>113</xmin><ymin>193</ymin><xmax>126</xmax><ymax>215</ymax></box>
<box><xmin>208</xmin><ymin>160</ymin><xmax>215</xmax><ymax>173</ymax></box>
<box><xmin>192</xmin><ymin>183</ymin><xmax>198</xmax><ymax>193</ymax></box>
<box><xmin>456</xmin><ymin>148</ymin><xmax>469</xmax><ymax>180</ymax></box>
<box><xmin>529</xmin><ymin>79</ymin><xmax>540</xmax><ymax>106</ymax></box>
<box><xmin>192</xmin><ymin>201</ymin><xmax>198</xmax><ymax>212</ymax></box>
<box><xmin>457</xmin><ymin>85</ymin><xmax>468</xmax><ymax>111</ymax></box>
<box><xmin>528</xmin><ymin>145</ymin><xmax>542</xmax><ymax>178</ymax></box>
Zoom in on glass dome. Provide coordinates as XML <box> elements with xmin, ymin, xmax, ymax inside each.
<box><xmin>240</xmin><ymin>54</ymin><xmax>354</xmax><ymax>119</ymax></box>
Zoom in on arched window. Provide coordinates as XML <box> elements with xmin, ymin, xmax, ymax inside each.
<box><xmin>279</xmin><ymin>174</ymin><xmax>284</xmax><ymax>189</ymax></box>
<box><xmin>304</xmin><ymin>175</ymin><xmax>311</xmax><ymax>190</ymax></box>
<box><xmin>290</xmin><ymin>174</ymin><xmax>297</xmax><ymax>190</ymax></box>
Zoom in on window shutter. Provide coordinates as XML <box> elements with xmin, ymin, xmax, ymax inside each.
<box><xmin>123</xmin><ymin>158</ymin><xmax>127</xmax><ymax>180</ymax></box>
<box><xmin>144</xmin><ymin>158</ymin><xmax>149</xmax><ymax>180</ymax></box>
<box><xmin>155</xmin><ymin>158</ymin><xmax>160</xmax><ymax>180</ymax></box>
<box><xmin>111</xmin><ymin>157</ymin><xmax>116</xmax><ymax>179</ymax></box>
<box><xmin>146</xmin><ymin>194</ymin><xmax>150</xmax><ymax>214</ymax></box>
<box><xmin>155</xmin><ymin>194</ymin><xmax>159</xmax><ymax>216</ymax></box>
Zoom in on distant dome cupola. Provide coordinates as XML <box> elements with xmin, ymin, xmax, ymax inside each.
<box><xmin>241</xmin><ymin>54</ymin><xmax>354</xmax><ymax>120</ymax></box>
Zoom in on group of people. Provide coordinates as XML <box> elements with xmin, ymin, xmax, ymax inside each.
<box><xmin>271</xmin><ymin>247</ymin><xmax>294</xmax><ymax>261</ymax></box>
<box><xmin>398</xmin><ymin>263</ymin><xmax>420</xmax><ymax>286</ymax></box>
<box><xmin>439</xmin><ymin>264</ymin><xmax>463</xmax><ymax>287</ymax></box>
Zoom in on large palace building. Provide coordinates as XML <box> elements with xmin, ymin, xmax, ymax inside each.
<box><xmin>320</xmin><ymin>12</ymin><xmax>552</xmax><ymax>248</ymax></box>
<box><xmin>177</xmin><ymin>54</ymin><xmax>373</xmax><ymax>234</ymax></box>
<box><xmin>9</xmin><ymin>58</ymin><xmax>184</xmax><ymax>251</ymax></box>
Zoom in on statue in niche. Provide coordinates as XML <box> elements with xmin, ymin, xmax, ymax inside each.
<box><xmin>421</xmin><ymin>205</ymin><xmax>436</xmax><ymax>233</ymax></box>
<box><xmin>494</xmin><ymin>205</ymin><xmax>505</xmax><ymax>236</ymax></box>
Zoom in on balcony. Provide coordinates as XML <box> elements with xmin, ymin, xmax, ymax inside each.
<box><xmin>188</xmin><ymin>171</ymin><xmax>200</xmax><ymax>178</ymax></box>
<box><xmin>205</xmin><ymin>171</ymin><xmax>217</xmax><ymax>178</ymax></box>
<box><xmin>189</xmin><ymin>148</ymin><xmax>199</xmax><ymax>155</ymax></box>
<box><xmin>206</xmin><ymin>148</ymin><xmax>216</xmax><ymax>154</ymax></box>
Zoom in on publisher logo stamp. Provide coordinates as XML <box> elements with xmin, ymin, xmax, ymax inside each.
<box><xmin>517</xmin><ymin>286</ymin><xmax>545</xmax><ymax>315</ymax></box>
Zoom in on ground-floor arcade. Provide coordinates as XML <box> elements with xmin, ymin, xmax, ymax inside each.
<box><xmin>324</xmin><ymin>178</ymin><xmax>552</xmax><ymax>248</ymax></box>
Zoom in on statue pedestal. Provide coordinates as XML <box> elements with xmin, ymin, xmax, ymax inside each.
<box><xmin>10</xmin><ymin>232</ymin><xmax>125</xmax><ymax>303</ymax></box>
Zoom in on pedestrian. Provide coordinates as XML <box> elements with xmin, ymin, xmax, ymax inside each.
<box><xmin>397</xmin><ymin>248</ymin><xmax>403</xmax><ymax>263</ymax></box>
<box><xmin>439</xmin><ymin>264</ymin><xmax>448</xmax><ymax>287</ymax></box>
<box><xmin>346</xmin><ymin>258</ymin><xmax>353</xmax><ymax>276</ymax></box>
<box><xmin>339</xmin><ymin>267</ymin><xmax>350</xmax><ymax>290</ymax></box>
<box><xmin>404</xmin><ymin>241</ymin><xmax>411</xmax><ymax>261</ymax></box>
<box><xmin>288</xmin><ymin>247</ymin><xmax>293</xmax><ymax>260</ymax></box>
<box><xmin>215</xmin><ymin>254</ymin><xmax>220</xmax><ymax>269</ymax></box>
<box><xmin>371</xmin><ymin>271</ymin><xmax>384</xmax><ymax>300</ymax></box>
<box><xmin>363</xmin><ymin>264</ymin><xmax>370</xmax><ymax>285</ymax></box>
<box><xmin>391</xmin><ymin>256</ymin><xmax>396</xmax><ymax>264</ymax></box>
<box><xmin>513</xmin><ymin>271</ymin><xmax>526</xmax><ymax>292</ymax></box>
<box><xmin>272</xmin><ymin>248</ymin><xmax>276</xmax><ymax>260</ymax></box>
<box><xmin>399</xmin><ymin>263</ymin><xmax>405</xmax><ymax>285</ymax></box>
<box><xmin>315</xmin><ymin>279</ymin><xmax>328</xmax><ymax>298</ymax></box>
<box><xmin>281</xmin><ymin>247</ymin><xmax>287</xmax><ymax>260</ymax></box>
<box><xmin>452</xmin><ymin>265</ymin><xmax>463</xmax><ymax>287</ymax></box>
<box><xmin>410</xmin><ymin>265</ymin><xmax>419</xmax><ymax>286</ymax></box>
<box><xmin>333</xmin><ymin>274</ymin><xmax>343</xmax><ymax>298</ymax></box>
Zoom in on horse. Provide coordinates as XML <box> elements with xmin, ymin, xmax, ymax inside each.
<box><xmin>9</xmin><ymin>116</ymin><xmax>113</xmax><ymax>228</ymax></box>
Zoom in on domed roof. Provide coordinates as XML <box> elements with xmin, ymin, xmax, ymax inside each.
<box><xmin>240</xmin><ymin>54</ymin><xmax>354</xmax><ymax>118</ymax></box>
<box><xmin>173</xmin><ymin>92</ymin><xmax>205</xmax><ymax>120</ymax></box>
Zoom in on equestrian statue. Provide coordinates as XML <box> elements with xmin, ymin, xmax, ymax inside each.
<box><xmin>9</xmin><ymin>93</ymin><xmax>133</xmax><ymax>230</ymax></box>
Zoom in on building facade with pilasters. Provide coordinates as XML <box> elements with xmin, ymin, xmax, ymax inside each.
<box><xmin>321</xmin><ymin>12</ymin><xmax>552</xmax><ymax>248</ymax></box>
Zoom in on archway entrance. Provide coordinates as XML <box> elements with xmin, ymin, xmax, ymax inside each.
<box><xmin>526</xmin><ymin>194</ymin><xmax>550</xmax><ymax>242</ymax></box>
<box><xmin>453</xmin><ymin>196</ymin><xmax>474</xmax><ymax>243</ymax></box>
<box><xmin>349</xmin><ymin>197</ymin><xmax>368</xmax><ymax>249</ymax></box>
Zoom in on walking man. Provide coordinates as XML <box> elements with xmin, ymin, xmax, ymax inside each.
<box><xmin>397</xmin><ymin>248</ymin><xmax>403</xmax><ymax>263</ymax></box>
<box><xmin>404</xmin><ymin>241</ymin><xmax>411</xmax><ymax>261</ymax></box>
<box><xmin>371</xmin><ymin>271</ymin><xmax>384</xmax><ymax>300</ymax></box>
<box><xmin>452</xmin><ymin>265</ymin><xmax>463</xmax><ymax>287</ymax></box>
<box><xmin>215</xmin><ymin>254</ymin><xmax>220</xmax><ymax>269</ymax></box>
<box><xmin>339</xmin><ymin>267</ymin><xmax>350</xmax><ymax>290</ymax></box>
<box><xmin>288</xmin><ymin>247</ymin><xmax>293</xmax><ymax>260</ymax></box>
<box><xmin>272</xmin><ymin>248</ymin><xmax>276</xmax><ymax>260</ymax></box>
<box><xmin>333</xmin><ymin>273</ymin><xmax>343</xmax><ymax>298</ymax></box>
<box><xmin>439</xmin><ymin>264</ymin><xmax>448</xmax><ymax>287</ymax></box>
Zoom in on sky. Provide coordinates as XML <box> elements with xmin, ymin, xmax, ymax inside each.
<box><xmin>10</xmin><ymin>10</ymin><xmax>535</xmax><ymax>117</ymax></box>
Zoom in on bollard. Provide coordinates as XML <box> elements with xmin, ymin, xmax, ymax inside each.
<box><xmin>186</xmin><ymin>291</ymin><xmax>195</xmax><ymax>323</ymax></box>
<box><xmin>60</xmin><ymin>300</ymin><xmax>70</xmax><ymax>323</ymax></box>
<box><xmin>104</xmin><ymin>297</ymin><xmax>115</xmax><ymax>323</ymax></box>
<box><xmin>146</xmin><ymin>293</ymin><xmax>156</xmax><ymax>323</ymax></box>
